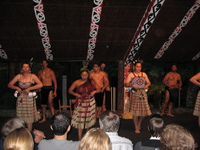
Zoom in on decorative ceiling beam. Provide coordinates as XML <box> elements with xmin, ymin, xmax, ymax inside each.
<box><xmin>154</xmin><ymin>0</ymin><xmax>200</xmax><ymax>60</ymax></box>
<box><xmin>192</xmin><ymin>51</ymin><xmax>200</xmax><ymax>60</ymax></box>
<box><xmin>0</xmin><ymin>44</ymin><xmax>8</xmax><ymax>59</ymax></box>
<box><xmin>86</xmin><ymin>0</ymin><xmax>104</xmax><ymax>61</ymax></box>
<box><xmin>124</xmin><ymin>0</ymin><xmax>165</xmax><ymax>65</ymax></box>
<box><xmin>33</xmin><ymin>0</ymin><xmax>53</xmax><ymax>60</ymax></box>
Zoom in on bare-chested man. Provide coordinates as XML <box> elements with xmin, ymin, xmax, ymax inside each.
<box><xmin>90</xmin><ymin>63</ymin><xmax>109</xmax><ymax>117</ymax></box>
<box><xmin>38</xmin><ymin>60</ymin><xmax>57</xmax><ymax>123</ymax></box>
<box><xmin>160</xmin><ymin>65</ymin><xmax>182</xmax><ymax>117</ymax></box>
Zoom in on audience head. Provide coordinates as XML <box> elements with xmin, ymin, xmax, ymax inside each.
<box><xmin>78</xmin><ymin>128</ymin><xmax>111</xmax><ymax>150</ymax></box>
<box><xmin>99</xmin><ymin>110</ymin><xmax>120</xmax><ymax>132</ymax></box>
<box><xmin>160</xmin><ymin>124</ymin><xmax>196</xmax><ymax>150</ymax></box>
<box><xmin>148</xmin><ymin>114</ymin><xmax>165</xmax><ymax>137</ymax></box>
<box><xmin>1</xmin><ymin>117</ymin><xmax>25</xmax><ymax>139</ymax></box>
<box><xmin>4</xmin><ymin>127</ymin><xmax>34</xmax><ymax>150</ymax></box>
<box><xmin>51</xmin><ymin>112</ymin><xmax>71</xmax><ymax>135</ymax></box>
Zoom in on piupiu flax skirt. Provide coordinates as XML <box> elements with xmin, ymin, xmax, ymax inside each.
<box><xmin>71</xmin><ymin>97</ymin><xmax>96</xmax><ymax>129</ymax></box>
<box><xmin>193</xmin><ymin>91</ymin><xmax>200</xmax><ymax>117</ymax></box>
<box><xmin>16</xmin><ymin>93</ymin><xmax>40</xmax><ymax>123</ymax></box>
<box><xmin>129</xmin><ymin>90</ymin><xmax>152</xmax><ymax>116</ymax></box>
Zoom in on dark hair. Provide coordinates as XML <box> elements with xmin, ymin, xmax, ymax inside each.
<box><xmin>21</xmin><ymin>62</ymin><xmax>31</xmax><ymax>69</ymax></box>
<box><xmin>148</xmin><ymin>114</ymin><xmax>165</xmax><ymax>137</ymax></box>
<box><xmin>41</xmin><ymin>59</ymin><xmax>48</xmax><ymax>64</ymax></box>
<box><xmin>80</xmin><ymin>68</ymin><xmax>89</xmax><ymax>74</ymax></box>
<box><xmin>93</xmin><ymin>62</ymin><xmax>101</xmax><ymax>67</ymax></box>
<box><xmin>51</xmin><ymin>112</ymin><xmax>70</xmax><ymax>135</ymax></box>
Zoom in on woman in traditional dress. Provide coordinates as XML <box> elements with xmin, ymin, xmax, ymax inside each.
<box><xmin>190</xmin><ymin>72</ymin><xmax>200</xmax><ymax>127</ymax></box>
<box><xmin>8</xmin><ymin>62</ymin><xmax>43</xmax><ymax>131</ymax></box>
<box><xmin>68</xmin><ymin>69</ymin><xmax>100</xmax><ymax>140</ymax></box>
<box><xmin>125</xmin><ymin>61</ymin><xmax>151</xmax><ymax>133</ymax></box>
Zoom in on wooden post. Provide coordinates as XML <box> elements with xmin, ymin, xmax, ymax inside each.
<box><xmin>117</xmin><ymin>60</ymin><xmax>124</xmax><ymax>115</ymax></box>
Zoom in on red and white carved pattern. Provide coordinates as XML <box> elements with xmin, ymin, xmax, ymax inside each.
<box><xmin>154</xmin><ymin>0</ymin><xmax>200</xmax><ymax>59</ymax></box>
<box><xmin>33</xmin><ymin>0</ymin><xmax>53</xmax><ymax>60</ymax></box>
<box><xmin>86</xmin><ymin>0</ymin><xmax>103</xmax><ymax>61</ymax></box>
<box><xmin>125</xmin><ymin>0</ymin><xmax>165</xmax><ymax>65</ymax></box>
<box><xmin>0</xmin><ymin>45</ymin><xmax>8</xmax><ymax>59</ymax></box>
<box><xmin>192</xmin><ymin>51</ymin><xmax>200</xmax><ymax>60</ymax></box>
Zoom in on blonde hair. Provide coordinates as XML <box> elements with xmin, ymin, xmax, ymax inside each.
<box><xmin>78</xmin><ymin>128</ymin><xmax>111</xmax><ymax>150</ymax></box>
<box><xmin>4</xmin><ymin>127</ymin><xmax>34</xmax><ymax>150</ymax></box>
<box><xmin>160</xmin><ymin>124</ymin><xmax>196</xmax><ymax>150</ymax></box>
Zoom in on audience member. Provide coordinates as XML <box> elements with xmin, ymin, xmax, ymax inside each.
<box><xmin>0</xmin><ymin>117</ymin><xmax>45</xmax><ymax>150</ymax></box>
<box><xmin>160</xmin><ymin>124</ymin><xmax>196</xmax><ymax>150</ymax></box>
<box><xmin>99</xmin><ymin>110</ymin><xmax>133</xmax><ymax>150</ymax></box>
<box><xmin>78</xmin><ymin>128</ymin><xmax>111</xmax><ymax>150</ymax></box>
<box><xmin>38</xmin><ymin>112</ymin><xmax>80</xmax><ymax>150</ymax></box>
<box><xmin>4</xmin><ymin>127</ymin><xmax>34</xmax><ymax>150</ymax></box>
<box><xmin>134</xmin><ymin>114</ymin><xmax>165</xmax><ymax>150</ymax></box>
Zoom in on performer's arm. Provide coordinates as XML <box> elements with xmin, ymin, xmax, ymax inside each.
<box><xmin>7</xmin><ymin>74</ymin><xmax>22</xmax><ymax>92</ymax></box>
<box><xmin>102</xmin><ymin>72</ymin><xmax>109</xmax><ymax>92</ymax></box>
<box><xmin>144</xmin><ymin>73</ymin><xmax>151</xmax><ymax>89</ymax></box>
<box><xmin>68</xmin><ymin>81</ymin><xmax>81</xmax><ymax>98</ymax></box>
<box><xmin>190</xmin><ymin>73</ymin><xmax>200</xmax><ymax>86</ymax></box>
<box><xmin>125</xmin><ymin>73</ymin><xmax>133</xmax><ymax>87</ymax></box>
<box><xmin>51</xmin><ymin>70</ymin><xmax>57</xmax><ymax>97</ymax></box>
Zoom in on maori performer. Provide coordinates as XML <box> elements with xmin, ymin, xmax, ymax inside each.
<box><xmin>38</xmin><ymin>59</ymin><xmax>57</xmax><ymax>123</ymax></box>
<box><xmin>90</xmin><ymin>62</ymin><xmax>109</xmax><ymax>118</ymax></box>
<box><xmin>190</xmin><ymin>72</ymin><xmax>200</xmax><ymax>127</ymax></box>
<box><xmin>8</xmin><ymin>62</ymin><xmax>43</xmax><ymax>131</ymax></box>
<box><xmin>125</xmin><ymin>60</ymin><xmax>151</xmax><ymax>133</ymax></box>
<box><xmin>68</xmin><ymin>69</ymin><xmax>100</xmax><ymax>140</ymax></box>
<box><xmin>160</xmin><ymin>65</ymin><xmax>182</xmax><ymax>117</ymax></box>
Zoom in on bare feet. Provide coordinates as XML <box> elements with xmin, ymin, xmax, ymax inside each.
<box><xmin>167</xmin><ymin>114</ymin><xmax>174</xmax><ymax>117</ymax></box>
<box><xmin>135</xmin><ymin>130</ymin><xmax>140</xmax><ymax>134</ymax></box>
<box><xmin>160</xmin><ymin>112</ymin><xmax>165</xmax><ymax>116</ymax></box>
<box><xmin>39</xmin><ymin>119</ymin><xmax>46</xmax><ymax>123</ymax></box>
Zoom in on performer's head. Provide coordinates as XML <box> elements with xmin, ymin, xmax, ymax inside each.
<box><xmin>80</xmin><ymin>69</ymin><xmax>90</xmax><ymax>81</ymax></box>
<box><xmin>99</xmin><ymin>110</ymin><xmax>120</xmax><ymax>132</ymax></box>
<box><xmin>148</xmin><ymin>114</ymin><xmax>165</xmax><ymax>137</ymax></box>
<box><xmin>41</xmin><ymin>59</ymin><xmax>49</xmax><ymax>69</ymax></box>
<box><xmin>171</xmin><ymin>64</ymin><xmax>177</xmax><ymax>72</ymax></box>
<box><xmin>100</xmin><ymin>63</ymin><xmax>106</xmax><ymax>71</ymax></box>
<box><xmin>93</xmin><ymin>62</ymin><xmax>101</xmax><ymax>72</ymax></box>
<box><xmin>21</xmin><ymin>62</ymin><xmax>31</xmax><ymax>74</ymax></box>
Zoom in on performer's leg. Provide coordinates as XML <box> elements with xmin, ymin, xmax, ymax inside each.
<box><xmin>160</xmin><ymin>90</ymin><xmax>170</xmax><ymax>116</ymax></box>
<box><xmin>39</xmin><ymin>105</ymin><xmax>47</xmax><ymax>123</ymax></box>
<box><xmin>48</xmin><ymin>91</ymin><xmax>55</xmax><ymax>117</ymax></box>
<box><xmin>27</xmin><ymin>123</ymin><xmax>32</xmax><ymax>131</ymax></box>
<box><xmin>133</xmin><ymin>116</ymin><xmax>140</xmax><ymax>133</ymax></box>
<box><xmin>138</xmin><ymin>116</ymin><xmax>145</xmax><ymax>131</ymax></box>
<box><xmin>78</xmin><ymin>129</ymin><xmax>83</xmax><ymax>141</ymax></box>
<box><xmin>167</xmin><ymin>102</ymin><xmax>174</xmax><ymax>117</ymax></box>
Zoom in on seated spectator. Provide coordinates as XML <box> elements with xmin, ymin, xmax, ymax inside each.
<box><xmin>99</xmin><ymin>110</ymin><xmax>133</xmax><ymax>150</ymax></box>
<box><xmin>0</xmin><ymin>117</ymin><xmax>45</xmax><ymax>150</ymax></box>
<box><xmin>78</xmin><ymin>128</ymin><xmax>111</xmax><ymax>150</ymax></box>
<box><xmin>4</xmin><ymin>127</ymin><xmax>34</xmax><ymax>150</ymax></box>
<box><xmin>134</xmin><ymin>114</ymin><xmax>165</xmax><ymax>150</ymax></box>
<box><xmin>160</xmin><ymin>124</ymin><xmax>196</xmax><ymax>150</ymax></box>
<box><xmin>38</xmin><ymin>112</ymin><xmax>80</xmax><ymax>150</ymax></box>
